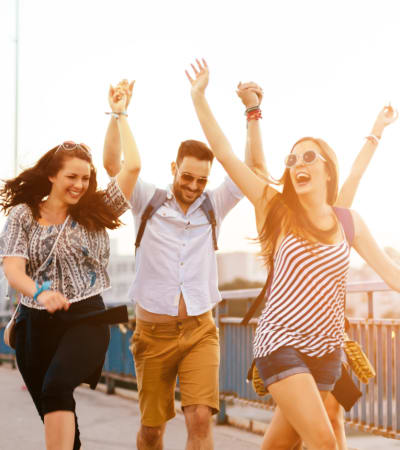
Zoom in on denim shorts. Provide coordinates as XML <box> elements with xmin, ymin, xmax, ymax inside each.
<box><xmin>255</xmin><ymin>346</ymin><xmax>342</xmax><ymax>391</ymax></box>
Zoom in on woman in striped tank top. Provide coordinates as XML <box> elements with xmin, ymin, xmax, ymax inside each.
<box><xmin>187</xmin><ymin>60</ymin><xmax>400</xmax><ymax>450</ymax></box>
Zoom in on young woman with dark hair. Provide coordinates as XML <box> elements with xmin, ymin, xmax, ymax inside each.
<box><xmin>0</xmin><ymin>80</ymin><xmax>140</xmax><ymax>450</ymax></box>
<box><xmin>186</xmin><ymin>59</ymin><xmax>400</xmax><ymax>450</ymax></box>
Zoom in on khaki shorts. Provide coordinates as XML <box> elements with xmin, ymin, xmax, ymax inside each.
<box><xmin>130</xmin><ymin>311</ymin><xmax>220</xmax><ymax>427</ymax></box>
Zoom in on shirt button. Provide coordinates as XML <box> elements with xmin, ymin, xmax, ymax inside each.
<box><xmin>180</xmin><ymin>262</ymin><xmax>184</xmax><ymax>266</ymax></box>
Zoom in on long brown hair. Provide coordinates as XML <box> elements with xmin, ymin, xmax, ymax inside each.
<box><xmin>0</xmin><ymin>145</ymin><xmax>123</xmax><ymax>231</ymax></box>
<box><xmin>258</xmin><ymin>137</ymin><xmax>339</xmax><ymax>271</ymax></box>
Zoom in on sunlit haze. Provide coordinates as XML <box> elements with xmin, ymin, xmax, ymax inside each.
<box><xmin>1</xmin><ymin>0</ymin><xmax>400</xmax><ymax>267</ymax></box>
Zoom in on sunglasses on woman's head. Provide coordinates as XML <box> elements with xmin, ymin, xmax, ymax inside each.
<box><xmin>55</xmin><ymin>141</ymin><xmax>92</xmax><ymax>155</ymax></box>
<box><xmin>176</xmin><ymin>167</ymin><xmax>208</xmax><ymax>188</ymax></box>
<box><xmin>285</xmin><ymin>150</ymin><xmax>326</xmax><ymax>169</ymax></box>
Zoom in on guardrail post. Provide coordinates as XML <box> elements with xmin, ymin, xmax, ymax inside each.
<box><xmin>106</xmin><ymin>375</ymin><xmax>115</xmax><ymax>395</ymax></box>
<box><xmin>216</xmin><ymin>396</ymin><xmax>227</xmax><ymax>424</ymax></box>
<box><xmin>367</xmin><ymin>291</ymin><xmax>374</xmax><ymax>319</ymax></box>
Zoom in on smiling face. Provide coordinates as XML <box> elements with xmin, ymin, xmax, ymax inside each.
<box><xmin>288</xmin><ymin>140</ymin><xmax>331</xmax><ymax>200</ymax></box>
<box><xmin>171</xmin><ymin>156</ymin><xmax>211</xmax><ymax>206</ymax></box>
<box><xmin>48</xmin><ymin>157</ymin><xmax>91</xmax><ymax>205</ymax></box>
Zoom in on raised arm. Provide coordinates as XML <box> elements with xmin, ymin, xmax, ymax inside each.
<box><xmin>352</xmin><ymin>210</ymin><xmax>400</xmax><ymax>292</ymax></box>
<box><xmin>186</xmin><ymin>59</ymin><xmax>271</xmax><ymax>207</ymax></box>
<box><xmin>337</xmin><ymin>105</ymin><xmax>398</xmax><ymax>208</ymax></box>
<box><xmin>104</xmin><ymin>80</ymin><xmax>141</xmax><ymax>200</ymax></box>
<box><xmin>237</xmin><ymin>82</ymin><xmax>269</xmax><ymax>179</ymax></box>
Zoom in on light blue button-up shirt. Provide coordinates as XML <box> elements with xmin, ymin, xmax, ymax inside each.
<box><xmin>128</xmin><ymin>177</ymin><xmax>243</xmax><ymax>316</ymax></box>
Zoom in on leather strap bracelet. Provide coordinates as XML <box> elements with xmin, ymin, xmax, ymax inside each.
<box><xmin>33</xmin><ymin>280</ymin><xmax>52</xmax><ymax>303</ymax></box>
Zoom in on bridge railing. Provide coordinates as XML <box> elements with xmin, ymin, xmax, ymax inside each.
<box><xmin>218</xmin><ymin>281</ymin><xmax>400</xmax><ymax>439</ymax></box>
<box><xmin>1</xmin><ymin>281</ymin><xmax>399</xmax><ymax>439</ymax></box>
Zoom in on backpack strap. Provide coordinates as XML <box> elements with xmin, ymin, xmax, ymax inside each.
<box><xmin>333</xmin><ymin>206</ymin><xmax>354</xmax><ymax>246</ymax></box>
<box><xmin>135</xmin><ymin>189</ymin><xmax>168</xmax><ymax>253</ymax></box>
<box><xmin>200</xmin><ymin>193</ymin><xmax>218</xmax><ymax>251</ymax></box>
<box><xmin>135</xmin><ymin>190</ymin><xmax>219</xmax><ymax>253</ymax></box>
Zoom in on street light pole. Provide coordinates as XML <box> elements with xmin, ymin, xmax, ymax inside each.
<box><xmin>14</xmin><ymin>0</ymin><xmax>20</xmax><ymax>176</ymax></box>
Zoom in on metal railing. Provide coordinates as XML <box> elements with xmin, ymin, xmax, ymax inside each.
<box><xmin>1</xmin><ymin>281</ymin><xmax>399</xmax><ymax>440</ymax></box>
<box><xmin>218</xmin><ymin>281</ymin><xmax>400</xmax><ymax>439</ymax></box>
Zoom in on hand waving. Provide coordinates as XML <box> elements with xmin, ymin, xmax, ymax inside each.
<box><xmin>372</xmin><ymin>104</ymin><xmax>398</xmax><ymax>138</ymax></box>
<box><xmin>185</xmin><ymin>59</ymin><xmax>209</xmax><ymax>94</ymax></box>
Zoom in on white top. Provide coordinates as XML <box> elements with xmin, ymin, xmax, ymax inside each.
<box><xmin>0</xmin><ymin>178</ymin><xmax>130</xmax><ymax>309</ymax></box>
<box><xmin>128</xmin><ymin>177</ymin><xmax>243</xmax><ymax>316</ymax></box>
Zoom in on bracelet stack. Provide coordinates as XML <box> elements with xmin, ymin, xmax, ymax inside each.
<box><xmin>246</xmin><ymin>106</ymin><xmax>262</xmax><ymax>122</ymax></box>
<box><xmin>365</xmin><ymin>134</ymin><xmax>381</xmax><ymax>145</ymax></box>
<box><xmin>33</xmin><ymin>280</ymin><xmax>52</xmax><ymax>303</ymax></box>
<box><xmin>105</xmin><ymin>111</ymin><xmax>128</xmax><ymax>120</ymax></box>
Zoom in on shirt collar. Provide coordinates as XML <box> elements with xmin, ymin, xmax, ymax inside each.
<box><xmin>166</xmin><ymin>184</ymin><xmax>207</xmax><ymax>214</ymax></box>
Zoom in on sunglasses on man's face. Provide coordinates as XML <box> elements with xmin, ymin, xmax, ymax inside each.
<box><xmin>55</xmin><ymin>141</ymin><xmax>92</xmax><ymax>156</ymax></box>
<box><xmin>176</xmin><ymin>167</ymin><xmax>208</xmax><ymax>188</ymax></box>
<box><xmin>284</xmin><ymin>150</ymin><xmax>326</xmax><ymax>169</ymax></box>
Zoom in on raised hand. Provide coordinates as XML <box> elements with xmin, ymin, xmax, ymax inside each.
<box><xmin>372</xmin><ymin>104</ymin><xmax>398</xmax><ymax>137</ymax></box>
<box><xmin>37</xmin><ymin>290</ymin><xmax>70</xmax><ymax>313</ymax></box>
<box><xmin>109</xmin><ymin>80</ymin><xmax>135</xmax><ymax>113</ymax></box>
<box><xmin>114</xmin><ymin>79</ymin><xmax>135</xmax><ymax>108</ymax></box>
<box><xmin>237</xmin><ymin>82</ymin><xmax>263</xmax><ymax>109</ymax></box>
<box><xmin>185</xmin><ymin>59</ymin><xmax>209</xmax><ymax>94</ymax></box>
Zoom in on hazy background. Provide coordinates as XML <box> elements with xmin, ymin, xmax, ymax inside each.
<box><xmin>1</xmin><ymin>0</ymin><xmax>400</xmax><ymax>266</ymax></box>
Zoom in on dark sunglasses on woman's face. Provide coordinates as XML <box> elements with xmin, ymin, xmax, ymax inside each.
<box><xmin>177</xmin><ymin>167</ymin><xmax>208</xmax><ymax>188</ymax></box>
<box><xmin>285</xmin><ymin>150</ymin><xmax>326</xmax><ymax>169</ymax></box>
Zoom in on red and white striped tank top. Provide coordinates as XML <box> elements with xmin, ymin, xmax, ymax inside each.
<box><xmin>253</xmin><ymin>232</ymin><xmax>350</xmax><ymax>359</ymax></box>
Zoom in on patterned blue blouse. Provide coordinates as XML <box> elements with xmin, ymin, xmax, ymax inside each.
<box><xmin>0</xmin><ymin>178</ymin><xmax>130</xmax><ymax>309</ymax></box>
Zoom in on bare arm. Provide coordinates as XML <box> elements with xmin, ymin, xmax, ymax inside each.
<box><xmin>3</xmin><ymin>257</ymin><xmax>69</xmax><ymax>313</ymax></box>
<box><xmin>237</xmin><ymin>82</ymin><xmax>269</xmax><ymax>177</ymax></box>
<box><xmin>337</xmin><ymin>105</ymin><xmax>398</xmax><ymax>208</ymax></box>
<box><xmin>186</xmin><ymin>60</ymin><xmax>271</xmax><ymax>207</ymax></box>
<box><xmin>104</xmin><ymin>80</ymin><xmax>141</xmax><ymax>200</ymax></box>
<box><xmin>103</xmin><ymin>117</ymin><xmax>122</xmax><ymax>177</ymax></box>
<box><xmin>352</xmin><ymin>210</ymin><xmax>400</xmax><ymax>291</ymax></box>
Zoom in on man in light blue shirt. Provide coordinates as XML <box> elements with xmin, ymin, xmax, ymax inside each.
<box><xmin>103</xmin><ymin>80</ymin><xmax>262</xmax><ymax>450</ymax></box>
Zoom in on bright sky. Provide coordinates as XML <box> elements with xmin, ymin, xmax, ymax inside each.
<box><xmin>1</xmin><ymin>0</ymin><xmax>400</xmax><ymax>265</ymax></box>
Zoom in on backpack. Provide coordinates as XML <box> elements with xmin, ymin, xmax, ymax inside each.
<box><xmin>241</xmin><ymin>206</ymin><xmax>354</xmax><ymax>325</ymax></box>
<box><xmin>134</xmin><ymin>188</ymin><xmax>218</xmax><ymax>254</ymax></box>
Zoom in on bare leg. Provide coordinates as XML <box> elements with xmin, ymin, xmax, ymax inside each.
<box><xmin>266</xmin><ymin>373</ymin><xmax>337</xmax><ymax>450</ymax></box>
<box><xmin>325</xmin><ymin>393</ymin><xmax>348</xmax><ymax>450</ymax></box>
<box><xmin>44</xmin><ymin>410</ymin><xmax>75</xmax><ymax>450</ymax></box>
<box><xmin>137</xmin><ymin>424</ymin><xmax>166</xmax><ymax>450</ymax></box>
<box><xmin>184</xmin><ymin>404</ymin><xmax>213</xmax><ymax>450</ymax></box>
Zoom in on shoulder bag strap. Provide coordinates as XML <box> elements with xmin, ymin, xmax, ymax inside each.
<box><xmin>241</xmin><ymin>269</ymin><xmax>273</xmax><ymax>325</ymax></box>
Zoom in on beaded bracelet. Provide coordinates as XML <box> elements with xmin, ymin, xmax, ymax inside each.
<box><xmin>33</xmin><ymin>280</ymin><xmax>52</xmax><ymax>303</ymax></box>
<box><xmin>365</xmin><ymin>134</ymin><xmax>381</xmax><ymax>145</ymax></box>
<box><xmin>247</xmin><ymin>108</ymin><xmax>262</xmax><ymax>122</ymax></box>
<box><xmin>105</xmin><ymin>111</ymin><xmax>128</xmax><ymax>120</ymax></box>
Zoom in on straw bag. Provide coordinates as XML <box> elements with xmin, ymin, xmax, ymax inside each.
<box><xmin>246</xmin><ymin>360</ymin><xmax>268</xmax><ymax>397</ymax></box>
<box><xmin>343</xmin><ymin>333</ymin><xmax>376</xmax><ymax>384</ymax></box>
<box><xmin>3</xmin><ymin>216</ymin><xmax>70</xmax><ymax>349</ymax></box>
<box><xmin>3</xmin><ymin>302</ymin><xmax>20</xmax><ymax>349</ymax></box>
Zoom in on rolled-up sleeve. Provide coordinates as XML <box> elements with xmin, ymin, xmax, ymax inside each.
<box><xmin>209</xmin><ymin>177</ymin><xmax>243</xmax><ymax>223</ymax></box>
<box><xmin>0</xmin><ymin>204</ymin><xmax>30</xmax><ymax>263</ymax></box>
<box><xmin>129</xmin><ymin>178</ymin><xmax>157</xmax><ymax>218</ymax></box>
